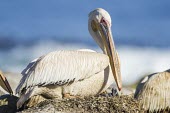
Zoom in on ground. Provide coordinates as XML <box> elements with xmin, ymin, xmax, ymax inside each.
<box><xmin>0</xmin><ymin>94</ymin><xmax>145</xmax><ymax>113</ymax></box>
<box><xmin>0</xmin><ymin>72</ymin><xmax>169</xmax><ymax>113</ymax></box>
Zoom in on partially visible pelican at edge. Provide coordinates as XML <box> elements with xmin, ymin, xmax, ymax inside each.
<box><xmin>0</xmin><ymin>70</ymin><xmax>13</xmax><ymax>94</ymax></box>
<box><xmin>16</xmin><ymin>8</ymin><xmax>122</xmax><ymax>108</ymax></box>
<box><xmin>135</xmin><ymin>69</ymin><xmax>170</xmax><ymax>112</ymax></box>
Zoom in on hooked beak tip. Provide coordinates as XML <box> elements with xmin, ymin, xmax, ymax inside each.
<box><xmin>118</xmin><ymin>86</ymin><xmax>122</xmax><ymax>91</ymax></box>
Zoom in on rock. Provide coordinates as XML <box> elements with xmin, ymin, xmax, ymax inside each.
<box><xmin>1</xmin><ymin>94</ymin><xmax>169</xmax><ymax>113</ymax></box>
<box><xmin>17</xmin><ymin>104</ymin><xmax>56</xmax><ymax>113</ymax></box>
<box><xmin>106</xmin><ymin>84</ymin><xmax>135</xmax><ymax>96</ymax></box>
<box><xmin>0</xmin><ymin>90</ymin><xmax>5</xmax><ymax>96</ymax></box>
<box><xmin>0</xmin><ymin>94</ymin><xmax>18</xmax><ymax>113</ymax></box>
<box><xmin>19</xmin><ymin>95</ymin><xmax>145</xmax><ymax>113</ymax></box>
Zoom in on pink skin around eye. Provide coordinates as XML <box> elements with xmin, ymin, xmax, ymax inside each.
<box><xmin>100</xmin><ymin>17</ymin><xmax>110</xmax><ymax>27</ymax></box>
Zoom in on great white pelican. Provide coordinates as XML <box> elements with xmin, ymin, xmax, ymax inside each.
<box><xmin>16</xmin><ymin>8</ymin><xmax>122</xmax><ymax>108</ymax></box>
<box><xmin>134</xmin><ymin>69</ymin><xmax>170</xmax><ymax>112</ymax></box>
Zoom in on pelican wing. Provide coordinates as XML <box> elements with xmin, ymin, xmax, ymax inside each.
<box><xmin>0</xmin><ymin>70</ymin><xmax>13</xmax><ymax>94</ymax></box>
<box><xmin>135</xmin><ymin>70</ymin><xmax>170</xmax><ymax>111</ymax></box>
<box><xmin>16</xmin><ymin>50</ymin><xmax>109</xmax><ymax>94</ymax></box>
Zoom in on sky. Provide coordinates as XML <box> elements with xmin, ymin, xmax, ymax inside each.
<box><xmin>0</xmin><ymin>1</ymin><xmax>170</xmax><ymax>47</ymax></box>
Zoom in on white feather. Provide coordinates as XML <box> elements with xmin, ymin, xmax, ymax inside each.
<box><xmin>16</xmin><ymin>50</ymin><xmax>109</xmax><ymax>94</ymax></box>
<box><xmin>135</xmin><ymin>69</ymin><xmax>170</xmax><ymax>112</ymax></box>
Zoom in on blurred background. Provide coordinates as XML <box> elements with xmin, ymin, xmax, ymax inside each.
<box><xmin>0</xmin><ymin>0</ymin><xmax>170</xmax><ymax>86</ymax></box>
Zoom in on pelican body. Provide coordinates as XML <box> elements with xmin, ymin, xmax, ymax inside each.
<box><xmin>16</xmin><ymin>8</ymin><xmax>122</xmax><ymax>108</ymax></box>
<box><xmin>135</xmin><ymin>69</ymin><xmax>170</xmax><ymax>112</ymax></box>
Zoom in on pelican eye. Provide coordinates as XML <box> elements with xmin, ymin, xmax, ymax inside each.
<box><xmin>100</xmin><ymin>18</ymin><xmax>107</xmax><ymax>25</ymax></box>
<box><xmin>100</xmin><ymin>17</ymin><xmax>108</xmax><ymax>30</ymax></box>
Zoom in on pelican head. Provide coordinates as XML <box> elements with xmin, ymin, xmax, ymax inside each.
<box><xmin>88</xmin><ymin>8</ymin><xmax>122</xmax><ymax>91</ymax></box>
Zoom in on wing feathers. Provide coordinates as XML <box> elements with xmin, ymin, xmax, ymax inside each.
<box><xmin>16</xmin><ymin>50</ymin><xmax>109</xmax><ymax>94</ymax></box>
<box><xmin>135</xmin><ymin>70</ymin><xmax>170</xmax><ymax>111</ymax></box>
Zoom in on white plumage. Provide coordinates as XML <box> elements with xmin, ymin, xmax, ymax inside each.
<box><xmin>16</xmin><ymin>8</ymin><xmax>122</xmax><ymax>108</ymax></box>
<box><xmin>16</xmin><ymin>50</ymin><xmax>109</xmax><ymax>94</ymax></box>
<box><xmin>135</xmin><ymin>69</ymin><xmax>170</xmax><ymax>112</ymax></box>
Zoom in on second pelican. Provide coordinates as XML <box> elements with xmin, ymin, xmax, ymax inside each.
<box><xmin>16</xmin><ymin>8</ymin><xmax>122</xmax><ymax>108</ymax></box>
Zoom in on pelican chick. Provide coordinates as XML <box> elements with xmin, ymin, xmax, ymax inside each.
<box><xmin>134</xmin><ymin>69</ymin><xmax>170</xmax><ymax>112</ymax></box>
<box><xmin>16</xmin><ymin>8</ymin><xmax>122</xmax><ymax>108</ymax></box>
